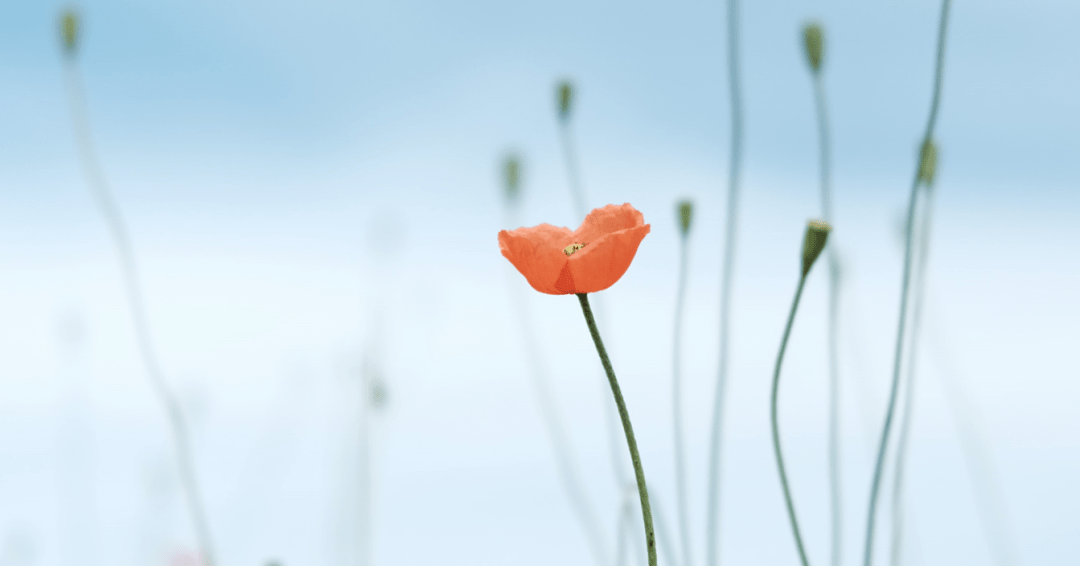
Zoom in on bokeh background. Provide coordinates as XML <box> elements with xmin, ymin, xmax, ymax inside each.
<box><xmin>1</xmin><ymin>0</ymin><xmax>1078</xmax><ymax>565</ymax></box>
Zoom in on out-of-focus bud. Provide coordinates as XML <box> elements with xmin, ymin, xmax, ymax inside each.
<box><xmin>370</xmin><ymin>380</ymin><xmax>387</xmax><ymax>409</ymax></box>
<box><xmin>676</xmin><ymin>200</ymin><xmax>693</xmax><ymax>236</ymax></box>
<box><xmin>503</xmin><ymin>154</ymin><xmax>521</xmax><ymax>202</ymax></box>
<box><xmin>557</xmin><ymin>80</ymin><xmax>573</xmax><ymax>120</ymax></box>
<box><xmin>917</xmin><ymin>139</ymin><xmax>938</xmax><ymax>185</ymax></box>
<box><xmin>801</xmin><ymin>219</ymin><xmax>831</xmax><ymax>277</ymax></box>
<box><xmin>802</xmin><ymin>22</ymin><xmax>824</xmax><ymax>74</ymax></box>
<box><xmin>60</xmin><ymin>9</ymin><xmax>80</xmax><ymax>57</ymax></box>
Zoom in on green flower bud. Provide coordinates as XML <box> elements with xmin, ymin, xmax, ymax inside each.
<box><xmin>801</xmin><ymin>219</ymin><xmax>831</xmax><ymax>277</ymax></box>
<box><xmin>60</xmin><ymin>9</ymin><xmax>80</xmax><ymax>57</ymax></box>
<box><xmin>802</xmin><ymin>22</ymin><xmax>824</xmax><ymax>74</ymax></box>
<box><xmin>918</xmin><ymin>139</ymin><xmax>938</xmax><ymax>184</ymax></box>
<box><xmin>503</xmin><ymin>154</ymin><xmax>521</xmax><ymax>202</ymax></box>
<box><xmin>557</xmin><ymin>80</ymin><xmax>573</xmax><ymax>120</ymax></box>
<box><xmin>676</xmin><ymin>199</ymin><xmax>693</xmax><ymax>236</ymax></box>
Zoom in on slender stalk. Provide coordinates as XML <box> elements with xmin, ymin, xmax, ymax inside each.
<box><xmin>927</xmin><ymin>309</ymin><xmax>1019</xmax><ymax>566</ymax></box>
<box><xmin>862</xmin><ymin>2</ymin><xmax>951</xmax><ymax>565</ymax></box>
<box><xmin>577</xmin><ymin>293</ymin><xmax>657</xmax><ymax>566</ymax></box>
<box><xmin>811</xmin><ymin>70</ymin><xmax>843</xmax><ymax>566</ymax></box>
<box><xmin>889</xmin><ymin>181</ymin><xmax>936</xmax><ymax>566</ymax></box>
<box><xmin>706</xmin><ymin>0</ymin><xmax>743</xmax><ymax>563</ymax></box>
<box><xmin>771</xmin><ymin>275</ymin><xmax>812</xmax><ymax>566</ymax></box>
<box><xmin>558</xmin><ymin>119</ymin><xmax>589</xmax><ymax>222</ymax></box>
<box><xmin>504</xmin><ymin>203</ymin><xmax>609</xmax><ymax>566</ymax></box>
<box><xmin>63</xmin><ymin>61</ymin><xmax>216</xmax><ymax>565</ymax></box>
<box><xmin>673</xmin><ymin>230</ymin><xmax>693</xmax><ymax>566</ymax></box>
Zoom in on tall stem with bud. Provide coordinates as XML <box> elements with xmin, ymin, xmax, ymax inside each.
<box><xmin>673</xmin><ymin>201</ymin><xmax>695</xmax><ymax>566</ymax></box>
<box><xmin>862</xmin><ymin>2</ymin><xmax>952</xmax><ymax>565</ymax></box>
<box><xmin>59</xmin><ymin>10</ymin><xmax>216</xmax><ymax>565</ymax></box>
<box><xmin>771</xmin><ymin>221</ymin><xmax>831</xmax><ymax>566</ymax></box>
<box><xmin>803</xmin><ymin>22</ymin><xmax>843</xmax><ymax>566</ymax></box>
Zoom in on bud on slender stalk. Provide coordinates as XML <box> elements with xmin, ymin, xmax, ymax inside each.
<box><xmin>918</xmin><ymin>139</ymin><xmax>938</xmax><ymax>185</ymax></box>
<box><xmin>802</xmin><ymin>219</ymin><xmax>831</xmax><ymax>277</ymax></box>
<box><xmin>60</xmin><ymin>9</ymin><xmax>80</xmax><ymax>57</ymax></box>
<box><xmin>557</xmin><ymin>81</ymin><xmax>573</xmax><ymax>120</ymax></box>
<box><xmin>503</xmin><ymin>154</ymin><xmax>521</xmax><ymax>203</ymax></box>
<box><xmin>802</xmin><ymin>22</ymin><xmax>824</xmax><ymax>74</ymax></box>
<box><xmin>676</xmin><ymin>200</ymin><xmax>693</xmax><ymax>236</ymax></box>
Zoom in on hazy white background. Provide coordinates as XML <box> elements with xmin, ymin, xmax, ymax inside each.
<box><xmin>1</xmin><ymin>0</ymin><xmax>1078</xmax><ymax>565</ymax></box>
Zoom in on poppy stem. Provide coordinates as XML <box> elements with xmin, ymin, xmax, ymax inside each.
<box><xmin>771</xmin><ymin>274</ymin><xmax>812</xmax><ymax>566</ymax></box>
<box><xmin>673</xmin><ymin>229</ymin><xmax>694</xmax><ymax>566</ymax></box>
<box><xmin>62</xmin><ymin>58</ymin><xmax>216</xmax><ymax>565</ymax></box>
<box><xmin>862</xmin><ymin>2</ymin><xmax>950</xmax><ymax>565</ymax></box>
<box><xmin>577</xmin><ymin>293</ymin><xmax>657</xmax><ymax>566</ymax></box>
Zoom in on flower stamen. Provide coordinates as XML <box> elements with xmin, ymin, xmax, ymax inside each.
<box><xmin>564</xmin><ymin>242</ymin><xmax>587</xmax><ymax>256</ymax></box>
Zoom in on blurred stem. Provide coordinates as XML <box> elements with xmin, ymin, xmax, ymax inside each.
<box><xmin>811</xmin><ymin>69</ymin><xmax>843</xmax><ymax>566</ymax></box>
<box><xmin>862</xmin><ymin>2</ymin><xmax>951</xmax><ymax>565</ymax></box>
<box><xmin>63</xmin><ymin>60</ymin><xmax>216</xmax><ymax>565</ymax></box>
<box><xmin>577</xmin><ymin>294</ymin><xmax>657</xmax><ymax>566</ymax></box>
<box><xmin>503</xmin><ymin>204</ymin><xmax>609</xmax><ymax>566</ymax></box>
<box><xmin>889</xmin><ymin>181</ymin><xmax>935</xmax><ymax>566</ymax></box>
<box><xmin>771</xmin><ymin>275</ymin><xmax>812</xmax><ymax>566</ymax></box>
<box><xmin>558</xmin><ymin>118</ymin><xmax>588</xmax><ymax>223</ymax></box>
<box><xmin>673</xmin><ymin>230</ymin><xmax>693</xmax><ymax>566</ymax></box>
<box><xmin>706</xmin><ymin>0</ymin><xmax>743</xmax><ymax>563</ymax></box>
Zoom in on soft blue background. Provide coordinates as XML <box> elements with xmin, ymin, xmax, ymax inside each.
<box><xmin>1</xmin><ymin>1</ymin><xmax>1078</xmax><ymax>565</ymax></box>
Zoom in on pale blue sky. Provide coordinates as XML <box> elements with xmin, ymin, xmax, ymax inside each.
<box><xmin>1</xmin><ymin>1</ymin><xmax>1078</xmax><ymax>565</ymax></box>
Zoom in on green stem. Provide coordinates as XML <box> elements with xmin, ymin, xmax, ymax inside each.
<box><xmin>706</xmin><ymin>0</ymin><xmax>743</xmax><ymax>563</ymax></box>
<box><xmin>771</xmin><ymin>275</ymin><xmax>812</xmax><ymax>566</ymax></box>
<box><xmin>577</xmin><ymin>293</ymin><xmax>657</xmax><ymax>566</ymax></box>
<box><xmin>673</xmin><ymin>232</ymin><xmax>693</xmax><ymax>566</ymax></box>
<box><xmin>63</xmin><ymin>59</ymin><xmax>217</xmax><ymax>566</ymax></box>
<box><xmin>889</xmin><ymin>181</ymin><xmax>935</xmax><ymax>566</ymax></box>
<box><xmin>862</xmin><ymin>2</ymin><xmax>951</xmax><ymax>565</ymax></box>
<box><xmin>811</xmin><ymin>69</ymin><xmax>843</xmax><ymax>566</ymax></box>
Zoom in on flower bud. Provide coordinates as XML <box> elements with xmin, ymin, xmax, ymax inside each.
<box><xmin>917</xmin><ymin>139</ymin><xmax>938</xmax><ymax>184</ymax></box>
<box><xmin>802</xmin><ymin>22</ymin><xmax>824</xmax><ymax>74</ymax></box>
<box><xmin>801</xmin><ymin>219</ymin><xmax>831</xmax><ymax>277</ymax></box>
<box><xmin>676</xmin><ymin>199</ymin><xmax>693</xmax><ymax>236</ymax></box>
<box><xmin>503</xmin><ymin>154</ymin><xmax>521</xmax><ymax>202</ymax></box>
<box><xmin>60</xmin><ymin>9</ymin><xmax>80</xmax><ymax>57</ymax></box>
<box><xmin>557</xmin><ymin>80</ymin><xmax>573</xmax><ymax>120</ymax></box>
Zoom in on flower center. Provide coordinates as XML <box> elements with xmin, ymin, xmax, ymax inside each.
<box><xmin>563</xmin><ymin>242</ymin><xmax>586</xmax><ymax>256</ymax></box>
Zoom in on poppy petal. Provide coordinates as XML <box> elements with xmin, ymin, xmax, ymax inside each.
<box><xmin>498</xmin><ymin>224</ymin><xmax>573</xmax><ymax>294</ymax></box>
<box><xmin>567</xmin><ymin>223</ymin><xmax>651</xmax><ymax>293</ymax></box>
<box><xmin>572</xmin><ymin>203</ymin><xmax>645</xmax><ymax>244</ymax></box>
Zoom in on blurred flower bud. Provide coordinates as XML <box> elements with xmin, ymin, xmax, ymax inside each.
<box><xmin>557</xmin><ymin>80</ymin><xmax>573</xmax><ymax>120</ymax></box>
<box><xmin>802</xmin><ymin>22</ymin><xmax>824</xmax><ymax>74</ymax></box>
<box><xmin>676</xmin><ymin>199</ymin><xmax>693</xmax><ymax>236</ymax></box>
<box><xmin>60</xmin><ymin>9</ymin><xmax>80</xmax><ymax>57</ymax></box>
<box><xmin>503</xmin><ymin>154</ymin><xmax>521</xmax><ymax>202</ymax></box>
<box><xmin>801</xmin><ymin>219</ymin><xmax>831</xmax><ymax>277</ymax></box>
<box><xmin>370</xmin><ymin>380</ymin><xmax>387</xmax><ymax>409</ymax></box>
<box><xmin>918</xmin><ymin>139</ymin><xmax>938</xmax><ymax>184</ymax></box>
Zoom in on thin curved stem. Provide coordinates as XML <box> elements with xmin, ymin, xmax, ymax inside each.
<box><xmin>862</xmin><ymin>2</ymin><xmax>951</xmax><ymax>565</ymax></box>
<box><xmin>504</xmin><ymin>207</ymin><xmax>609</xmax><ymax>566</ymax></box>
<box><xmin>63</xmin><ymin>61</ymin><xmax>216</xmax><ymax>565</ymax></box>
<box><xmin>890</xmin><ymin>182</ymin><xmax>936</xmax><ymax>566</ymax></box>
<box><xmin>706</xmin><ymin>0</ymin><xmax>743</xmax><ymax>563</ymax></box>
<box><xmin>673</xmin><ymin>232</ymin><xmax>693</xmax><ymax>566</ymax></box>
<box><xmin>811</xmin><ymin>70</ymin><xmax>843</xmax><ymax>566</ymax></box>
<box><xmin>771</xmin><ymin>275</ymin><xmax>812</xmax><ymax>566</ymax></box>
<box><xmin>578</xmin><ymin>294</ymin><xmax>657</xmax><ymax>566</ymax></box>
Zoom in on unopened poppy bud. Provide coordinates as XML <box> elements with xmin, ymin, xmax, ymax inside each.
<box><xmin>370</xmin><ymin>380</ymin><xmax>387</xmax><ymax>409</ymax></box>
<box><xmin>917</xmin><ymin>139</ymin><xmax>938</xmax><ymax>184</ymax></box>
<box><xmin>557</xmin><ymin>80</ymin><xmax>573</xmax><ymax>120</ymax></box>
<box><xmin>60</xmin><ymin>9</ymin><xmax>80</xmax><ymax>57</ymax></box>
<box><xmin>676</xmin><ymin>200</ymin><xmax>693</xmax><ymax>236</ymax></box>
<box><xmin>503</xmin><ymin>154</ymin><xmax>521</xmax><ymax>202</ymax></box>
<box><xmin>802</xmin><ymin>22</ymin><xmax>824</xmax><ymax>74</ymax></box>
<box><xmin>801</xmin><ymin>219</ymin><xmax>831</xmax><ymax>277</ymax></box>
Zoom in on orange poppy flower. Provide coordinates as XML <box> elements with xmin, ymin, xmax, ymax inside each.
<box><xmin>499</xmin><ymin>203</ymin><xmax>651</xmax><ymax>295</ymax></box>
